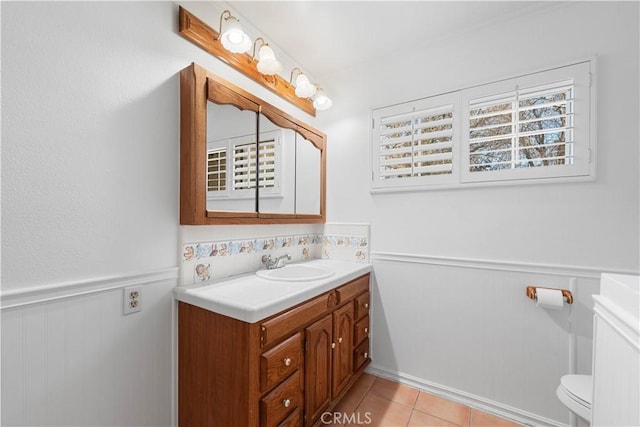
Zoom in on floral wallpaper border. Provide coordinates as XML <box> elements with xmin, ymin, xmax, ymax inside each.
<box><xmin>183</xmin><ymin>234</ymin><xmax>323</xmax><ymax>261</ymax></box>
<box><xmin>321</xmin><ymin>234</ymin><xmax>368</xmax><ymax>262</ymax></box>
<box><xmin>182</xmin><ymin>232</ymin><xmax>369</xmax><ymax>284</ymax></box>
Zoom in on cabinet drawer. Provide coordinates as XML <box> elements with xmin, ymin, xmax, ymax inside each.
<box><xmin>278</xmin><ymin>408</ymin><xmax>302</xmax><ymax>427</ymax></box>
<box><xmin>355</xmin><ymin>291</ymin><xmax>370</xmax><ymax>320</ymax></box>
<box><xmin>337</xmin><ymin>274</ymin><xmax>369</xmax><ymax>304</ymax></box>
<box><xmin>354</xmin><ymin>316</ymin><xmax>369</xmax><ymax>346</ymax></box>
<box><xmin>353</xmin><ymin>339</ymin><xmax>370</xmax><ymax>372</ymax></box>
<box><xmin>260</xmin><ymin>293</ymin><xmax>335</xmax><ymax>348</ymax></box>
<box><xmin>260</xmin><ymin>370</ymin><xmax>302</xmax><ymax>427</ymax></box>
<box><xmin>261</xmin><ymin>333</ymin><xmax>303</xmax><ymax>393</ymax></box>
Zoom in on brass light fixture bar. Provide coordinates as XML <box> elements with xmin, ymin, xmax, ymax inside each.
<box><xmin>179</xmin><ymin>6</ymin><xmax>316</xmax><ymax>116</ymax></box>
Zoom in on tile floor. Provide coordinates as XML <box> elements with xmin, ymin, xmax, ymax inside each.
<box><xmin>328</xmin><ymin>373</ymin><xmax>523</xmax><ymax>427</ymax></box>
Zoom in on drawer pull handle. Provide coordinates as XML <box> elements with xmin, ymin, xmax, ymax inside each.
<box><xmin>283</xmin><ymin>399</ymin><xmax>291</xmax><ymax>408</ymax></box>
<box><xmin>283</xmin><ymin>357</ymin><xmax>291</xmax><ymax>367</ymax></box>
<box><xmin>364</xmin><ymin>327</ymin><xmax>368</xmax><ymax>333</ymax></box>
<box><xmin>338</xmin><ymin>337</ymin><xmax>343</xmax><ymax>344</ymax></box>
<box><xmin>363</xmin><ymin>352</ymin><xmax>369</xmax><ymax>359</ymax></box>
<box><xmin>331</xmin><ymin>343</ymin><xmax>336</xmax><ymax>349</ymax></box>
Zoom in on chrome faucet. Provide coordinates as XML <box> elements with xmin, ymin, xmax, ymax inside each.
<box><xmin>262</xmin><ymin>253</ymin><xmax>291</xmax><ymax>270</ymax></box>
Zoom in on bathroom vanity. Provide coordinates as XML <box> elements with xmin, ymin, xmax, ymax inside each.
<box><xmin>175</xmin><ymin>260</ymin><xmax>372</xmax><ymax>426</ymax></box>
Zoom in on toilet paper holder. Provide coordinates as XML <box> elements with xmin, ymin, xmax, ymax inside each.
<box><xmin>526</xmin><ymin>286</ymin><xmax>573</xmax><ymax>304</ymax></box>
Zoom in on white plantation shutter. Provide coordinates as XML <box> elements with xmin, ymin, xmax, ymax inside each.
<box><xmin>467</xmin><ymin>83</ymin><xmax>575</xmax><ymax>171</ymax></box>
<box><xmin>461</xmin><ymin>61</ymin><xmax>593</xmax><ymax>183</ymax></box>
<box><xmin>372</xmin><ymin>92</ymin><xmax>459</xmax><ymax>189</ymax></box>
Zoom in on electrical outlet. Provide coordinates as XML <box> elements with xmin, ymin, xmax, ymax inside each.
<box><xmin>123</xmin><ymin>286</ymin><xmax>142</xmax><ymax>315</ymax></box>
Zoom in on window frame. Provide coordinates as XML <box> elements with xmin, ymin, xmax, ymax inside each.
<box><xmin>460</xmin><ymin>61</ymin><xmax>593</xmax><ymax>184</ymax></box>
<box><xmin>370</xmin><ymin>58</ymin><xmax>596</xmax><ymax>193</ymax></box>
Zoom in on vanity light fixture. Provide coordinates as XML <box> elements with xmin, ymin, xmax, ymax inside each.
<box><xmin>290</xmin><ymin>67</ymin><xmax>317</xmax><ymax>99</ymax></box>
<box><xmin>312</xmin><ymin>87</ymin><xmax>333</xmax><ymax>111</ymax></box>
<box><xmin>218</xmin><ymin>10</ymin><xmax>252</xmax><ymax>54</ymax></box>
<box><xmin>252</xmin><ymin>37</ymin><xmax>283</xmax><ymax>75</ymax></box>
<box><xmin>179</xmin><ymin>7</ymin><xmax>334</xmax><ymax>115</ymax></box>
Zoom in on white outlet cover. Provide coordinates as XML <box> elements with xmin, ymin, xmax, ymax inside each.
<box><xmin>123</xmin><ymin>285</ymin><xmax>142</xmax><ymax>315</ymax></box>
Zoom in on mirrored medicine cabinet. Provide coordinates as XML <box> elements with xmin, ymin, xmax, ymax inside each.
<box><xmin>180</xmin><ymin>63</ymin><xmax>326</xmax><ymax>225</ymax></box>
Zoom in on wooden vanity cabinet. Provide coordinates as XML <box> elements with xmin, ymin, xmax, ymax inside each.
<box><xmin>178</xmin><ymin>273</ymin><xmax>371</xmax><ymax>427</ymax></box>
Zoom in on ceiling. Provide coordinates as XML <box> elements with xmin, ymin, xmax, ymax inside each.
<box><xmin>229</xmin><ymin>1</ymin><xmax>557</xmax><ymax>81</ymax></box>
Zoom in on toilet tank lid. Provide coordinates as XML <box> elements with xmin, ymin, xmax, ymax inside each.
<box><xmin>561</xmin><ymin>375</ymin><xmax>593</xmax><ymax>405</ymax></box>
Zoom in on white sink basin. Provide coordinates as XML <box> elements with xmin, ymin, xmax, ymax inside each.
<box><xmin>256</xmin><ymin>264</ymin><xmax>335</xmax><ymax>282</ymax></box>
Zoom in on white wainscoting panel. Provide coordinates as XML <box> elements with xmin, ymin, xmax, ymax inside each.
<box><xmin>368</xmin><ymin>254</ymin><xmax>604</xmax><ymax>426</ymax></box>
<box><xmin>1</xmin><ymin>270</ymin><xmax>177</xmax><ymax>426</ymax></box>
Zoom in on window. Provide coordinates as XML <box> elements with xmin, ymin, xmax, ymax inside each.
<box><xmin>468</xmin><ymin>83</ymin><xmax>574</xmax><ymax>172</ymax></box>
<box><xmin>372</xmin><ymin>92</ymin><xmax>460</xmax><ymax>189</ymax></box>
<box><xmin>371</xmin><ymin>59</ymin><xmax>595</xmax><ymax>192</ymax></box>
<box><xmin>207</xmin><ymin>130</ymin><xmax>281</xmax><ymax>200</ymax></box>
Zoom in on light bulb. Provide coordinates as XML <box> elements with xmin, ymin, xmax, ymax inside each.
<box><xmin>256</xmin><ymin>45</ymin><xmax>282</xmax><ymax>75</ymax></box>
<box><xmin>294</xmin><ymin>73</ymin><xmax>316</xmax><ymax>98</ymax></box>
<box><xmin>220</xmin><ymin>16</ymin><xmax>252</xmax><ymax>53</ymax></box>
<box><xmin>313</xmin><ymin>89</ymin><xmax>333</xmax><ymax>111</ymax></box>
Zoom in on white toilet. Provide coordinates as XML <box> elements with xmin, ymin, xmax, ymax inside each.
<box><xmin>556</xmin><ymin>374</ymin><xmax>592</xmax><ymax>422</ymax></box>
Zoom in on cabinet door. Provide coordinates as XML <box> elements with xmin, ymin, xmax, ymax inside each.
<box><xmin>304</xmin><ymin>314</ymin><xmax>332</xmax><ymax>426</ymax></box>
<box><xmin>332</xmin><ymin>302</ymin><xmax>354</xmax><ymax>399</ymax></box>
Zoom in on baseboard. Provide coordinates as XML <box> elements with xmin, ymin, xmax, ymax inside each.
<box><xmin>365</xmin><ymin>364</ymin><xmax>568</xmax><ymax>427</ymax></box>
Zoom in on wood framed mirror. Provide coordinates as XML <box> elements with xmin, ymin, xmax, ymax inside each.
<box><xmin>180</xmin><ymin>63</ymin><xmax>326</xmax><ymax>225</ymax></box>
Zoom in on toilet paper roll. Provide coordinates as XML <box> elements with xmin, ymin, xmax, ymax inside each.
<box><xmin>536</xmin><ymin>288</ymin><xmax>564</xmax><ymax>310</ymax></box>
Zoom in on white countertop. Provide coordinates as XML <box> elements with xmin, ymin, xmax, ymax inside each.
<box><xmin>173</xmin><ymin>259</ymin><xmax>372</xmax><ymax>323</ymax></box>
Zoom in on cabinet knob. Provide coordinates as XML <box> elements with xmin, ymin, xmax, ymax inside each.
<box><xmin>283</xmin><ymin>399</ymin><xmax>291</xmax><ymax>408</ymax></box>
<box><xmin>283</xmin><ymin>357</ymin><xmax>291</xmax><ymax>366</ymax></box>
<box><xmin>338</xmin><ymin>337</ymin><xmax>343</xmax><ymax>344</ymax></box>
<box><xmin>331</xmin><ymin>343</ymin><xmax>336</xmax><ymax>349</ymax></box>
<box><xmin>364</xmin><ymin>327</ymin><xmax>368</xmax><ymax>334</ymax></box>
<box><xmin>364</xmin><ymin>303</ymin><xmax>369</xmax><ymax>309</ymax></box>
<box><xmin>363</xmin><ymin>352</ymin><xmax>369</xmax><ymax>359</ymax></box>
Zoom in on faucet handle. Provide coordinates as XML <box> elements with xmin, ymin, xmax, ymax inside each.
<box><xmin>274</xmin><ymin>253</ymin><xmax>291</xmax><ymax>268</ymax></box>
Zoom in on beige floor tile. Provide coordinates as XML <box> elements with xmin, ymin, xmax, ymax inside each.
<box><xmin>349</xmin><ymin>392</ymin><xmax>412</xmax><ymax>427</ymax></box>
<box><xmin>470</xmin><ymin>408</ymin><xmax>522</xmax><ymax>427</ymax></box>
<box><xmin>369</xmin><ymin>377</ymin><xmax>420</xmax><ymax>408</ymax></box>
<box><xmin>334</xmin><ymin>373</ymin><xmax>377</xmax><ymax>414</ymax></box>
<box><xmin>414</xmin><ymin>392</ymin><xmax>470</xmax><ymax>426</ymax></box>
<box><xmin>335</xmin><ymin>374</ymin><xmax>519</xmax><ymax>427</ymax></box>
<box><xmin>409</xmin><ymin>409</ymin><xmax>463</xmax><ymax>426</ymax></box>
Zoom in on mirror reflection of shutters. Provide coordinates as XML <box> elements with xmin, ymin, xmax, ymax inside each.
<box><xmin>233</xmin><ymin>139</ymin><xmax>277</xmax><ymax>190</ymax></box>
<box><xmin>233</xmin><ymin>142</ymin><xmax>255</xmax><ymax>190</ymax></box>
<box><xmin>257</xmin><ymin>138</ymin><xmax>277</xmax><ymax>189</ymax></box>
<box><xmin>207</xmin><ymin>148</ymin><xmax>227</xmax><ymax>192</ymax></box>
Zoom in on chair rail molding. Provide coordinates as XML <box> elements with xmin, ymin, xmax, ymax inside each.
<box><xmin>370</xmin><ymin>251</ymin><xmax>639</xmax><ymax>279</ymax></box>
<box><xmin>0</xmin><ymin>267</ymin><xmax>179</xmax><ymax>310</ymax></box>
